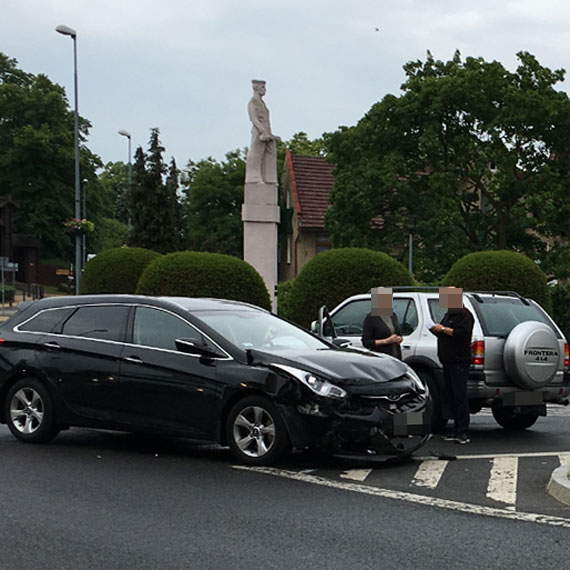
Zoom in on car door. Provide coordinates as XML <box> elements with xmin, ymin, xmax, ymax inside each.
<box><xmin>35</xmin><ymin>304</ymin><xmax>128</xmax><ymax>421</ymax></box>
<box><xmin>393</xmin><ymin>296</ymin><xmax>420</xmax><ymax>361</ymax></box>
<box><xmin>116</xmin><ymin>305</ymin><xmax>227</xmax><ymax>437</ymax></box>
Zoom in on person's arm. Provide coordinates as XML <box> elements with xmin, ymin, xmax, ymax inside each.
<box><xmin>361</xmin><ymin>314</ymin><xmax>377</xmax><ymax>350</ymax></box>
<box><xmin>446</xmin><ymin>311</ymin><xmax>473</xmax><ymax>342</ymax></box>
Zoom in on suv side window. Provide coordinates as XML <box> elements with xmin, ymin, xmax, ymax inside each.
<box><xmin>393</xmin><ymin>298</ymin><xmax>418</xmax><ymax>336</ymax></box>
<box><xmin>331</xmin><ymin>300</ymin><xmax>370</xmax><ymax>335</ymax></box>
<box><xmin>18</xmin><ymin>307</ymin><xmax>75</xmax><ymax>333</ymax></box>
<box><xmin>428</xmin><ymin>299</ymin><xmax>446</xmax><ymax>324</ymax></box>
<box><xmin>133</xmin><ymin>306</ymin><xmax>209</xmax><ymax>351</ymax></box>
<box><xmin>60</xmin><ymin>306</ymin><xmax>129</xmax><ymax>341</ymax></box>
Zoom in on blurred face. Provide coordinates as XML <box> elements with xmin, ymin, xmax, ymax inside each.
<box><xmin>439</xmin><ymin>286</ymin><xmax>463</xmax><ymax>309</ymax></box>
<box><xmin>371</xmin><ymin>287</ymin><xmax>393</xmax><ymax>316</ymax></box>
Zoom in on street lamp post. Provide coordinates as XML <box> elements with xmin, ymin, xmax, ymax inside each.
<box><xmin>56</xmin><ymin>24</ymin><xmax>81</xmax><ymax>294</ymax></box>
<box><xmin>118</xmin><ymin>130</ymin><xmax>132</xmax><ymax>230</ymax></box>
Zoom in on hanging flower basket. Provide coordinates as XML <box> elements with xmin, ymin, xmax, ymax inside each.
<box><xmin>64</xmin><ymin>218</ymin><xmax>95</xmax><ymax>234</ymax></box>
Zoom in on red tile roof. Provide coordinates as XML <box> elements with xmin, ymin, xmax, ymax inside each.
<box><xmin>287</xmin><ymin>152</ymin><xmax>335</xmax><ymax>230</ymax></box>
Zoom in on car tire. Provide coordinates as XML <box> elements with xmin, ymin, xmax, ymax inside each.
<box><xmin>226</xmin><ymin>395</ymin><xmax>290</xmax><ymax>466</ymax></box>
<box><xmin>491</xmin><ymin>405</ymin><xmax>539</xmax><ymax>430</ymax></box>
<box><xmin>418</xmin><ymin>370</ymin><xmax>448</xmax><ymax>433</ymax></box>
<box><xmin>5</xmin><ymin>378</ymin><xmax>60</xmax><ymax>443</ymax></box>
<box><xmin>503</xmin><ymin>321</ymin><xmax>560</xmax><ymax>390</ymax></box>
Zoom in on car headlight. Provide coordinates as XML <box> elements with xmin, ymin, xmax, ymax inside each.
<box><xmin>271</xmin><ymin>364</ymin><xmax>347</xmax><ymax>399</ymax></box>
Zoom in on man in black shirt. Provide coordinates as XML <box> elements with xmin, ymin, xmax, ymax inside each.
<box><xmin>430</xmin><ymin>287</ymin><xmax>474</xmax><ymax>444</ymax></box>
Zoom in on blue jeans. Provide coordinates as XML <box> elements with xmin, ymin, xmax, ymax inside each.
<box><xmin>443</xmin><ymin>362</ymin><xmax>470</xmax><ymax>436</ymax></box>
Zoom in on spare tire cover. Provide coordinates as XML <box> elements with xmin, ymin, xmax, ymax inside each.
<box><xmin>503</xmin><ymin>321</ymin><xmax>560</xmax><ymax>390</ymax></box>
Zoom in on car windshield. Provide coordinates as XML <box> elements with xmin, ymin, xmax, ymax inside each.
<box><xmin>195</xmin><ymin>310</ymin><xmax>331</xmax><ymax>352</ymax></box>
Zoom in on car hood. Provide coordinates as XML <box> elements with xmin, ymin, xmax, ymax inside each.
<box><xmin>250</xmin><ymin>348</ymin><xmax>409</xmax><ymax>385</ymax></box>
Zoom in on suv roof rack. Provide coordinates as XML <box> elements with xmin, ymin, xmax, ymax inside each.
<box><xmin>389</xmin><ymin>287</ymin><xmax>529</xmax><ymax>304</ymax></box>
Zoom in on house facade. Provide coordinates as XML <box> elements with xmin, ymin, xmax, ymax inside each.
<box><xmin>278</xmin><ymin>151</ymin><xmax>333</xmax><ymax>282</ymax></box>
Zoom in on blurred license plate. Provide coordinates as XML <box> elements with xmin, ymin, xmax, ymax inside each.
<box><xmin>393</xmin><ymin>411</ymin><xmax>430</xmax><ymax>436</ymax></box>
<box><xmin>502</xmin><ymin>391</ymin><xmax>544</xmax><ymax>406</ymax></box>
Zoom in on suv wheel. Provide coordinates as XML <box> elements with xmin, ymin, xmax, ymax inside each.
<box><xmin>5</xmin><ymin>378</ymin><xmax>60</xmax><ymax>443</ymax></box>
<box><xmin>491</xmin><ymin>405</ymin><xmax>539</xmax><ymax>430</ymax></box>
<box><xmin>226</xmin><ymin>396</ymin><xmax>290</xmax><ymax>466</ymax></box>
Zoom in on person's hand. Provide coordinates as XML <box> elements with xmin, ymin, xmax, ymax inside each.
<box><xmin>393</xmin><ymin>335</ymin><xmax>404</xmax><ymax>344</ymax></box>
<box><xmin>431</xmin><ymin>324</ymin><xmax>444</xmax><ymax>333</ymax></box>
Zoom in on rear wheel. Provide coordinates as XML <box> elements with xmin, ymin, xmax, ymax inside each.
<box><xmin>492</xmin><ymin>405</ymin><xmax>539</xmax><ymax>430</ymax></box>
<box><xmin>5</xmin><ymin>378</ymin><xmax>60</xmax><ymax>443</ymax></box>
<box><xmin>226</xmin><ymin>396</ymin><xmax>290</xmax><ymax>466</ymax></box>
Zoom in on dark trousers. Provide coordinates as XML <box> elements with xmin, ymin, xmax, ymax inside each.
<box><xmin>442</xmin><ymin>362</ymin><xmax>470</xmax><ymax>436</ymax></box>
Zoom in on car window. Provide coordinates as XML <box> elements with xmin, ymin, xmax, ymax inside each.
<box><xmin>471</xmin><ymin>298</ymin><xmax>561</xmax><ymax>338</ymax></box>
<box><xmin>331</xmin><ymin>300</ymin><xmax>370</xmax><ymax>335</ymax></box>
<box><xmin>18</xmin><ymin>307</ymin><xmax>75</xmax><ymax>333</ymax></box>
<box><xmin>393</xmin><ymin>298</ymin><xmax>418</xmax><ymax>336</ymax></box>
<box><xmin>428</xmin><ymin>299</ymin><xmax>447</xmax><ymax>324</ymax></box>
<box><xmin>61</xmin><ymin>306</ymin><xmax>128</xmax><ymax>341</ymax></box>
<box><xmin>133</xmin><ymin>307</ymin><xmax>207</xmax><ymax>351</ymax></box>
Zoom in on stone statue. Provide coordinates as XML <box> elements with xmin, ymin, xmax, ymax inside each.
<box><xmin>245</xmin><ymin>80</ymin><xmax>281</xmax><ymax>184</ymax></box>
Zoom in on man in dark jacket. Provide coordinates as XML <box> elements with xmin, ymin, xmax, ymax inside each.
<box><xmin>430</xmin><ymin>287</ymin><xmax>474</xmax><ymax>444</ymax></box>
<box><xmin>361</xmin><ymin>287</ymin><xmax>403</xmax><ymax>359</ymax></box>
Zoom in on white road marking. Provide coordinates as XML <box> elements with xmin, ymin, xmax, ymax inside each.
<box><xmin>233</xmin><ymin>466</ymin><xmax>570</xmax><ymax>528</ymax></box>
<box><xmin>339</xmin><ymin>468</ymin><xmax>372</xmax><ymax>482</ymax></box>
<box><xmin>487</xmin><ymin>457</ymin><xmax>518</xmax><ymax>510</ymax></box>
<box><xmin>410</xmin><ymin>459</ymin><xmax>448</xmax><ymax>489</ymax></box>
<box><xmin>417</xmin><ymin>450</ymin><xmax>570</xmax><ymax>461</ymax></box>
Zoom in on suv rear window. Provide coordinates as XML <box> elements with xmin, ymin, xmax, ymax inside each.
<box><xmin>472</xmin><ymin>298</ymin><xmax>560</xmax><ymax>338</ymax></box>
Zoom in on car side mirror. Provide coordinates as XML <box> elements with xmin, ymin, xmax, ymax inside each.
<box><xmin>175</xmin><ymin>338</ymin><xmax>222</xmax><ymax>358</ymax></box>
<box><xmin>318</xmin><ymin>305</ymin><xmax>336</xmax><ymax>339</ymax></box>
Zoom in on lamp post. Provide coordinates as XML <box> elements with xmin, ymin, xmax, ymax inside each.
<box><xmin>82</xmin><ymin>178</ymin><xmax>88</xmax><ymax>267</ymax></box>
<box><xmin>118</xmin><ymin>130</ymin><xmax>132</xmax><ymax>230</ymax></box>
<box><xmin>56</xmin><ymin>24</ymin><xmax>81</xmax><ymax>294</ymax></box>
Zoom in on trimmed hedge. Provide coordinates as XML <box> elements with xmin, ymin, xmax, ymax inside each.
<box><xmin>287</xmin><ymin>248</ymin><xmax>414</xmax><ymax>328</ymax></box>
<box><xmin>135</xmin><ymin>251</ymin><xmax>271</xmax><ymax>310</ymax></box>
<box><xmin>81</xmin><ymin>247</ymin><xmax>161</xmax><ymax>294</ymax></box>
<box><xmin>277</xmin><ymin>279</ymin><xmax>295</xmax><ymax>319</ymax></box>
<box><xmin>443</xmin><ymin>250</ymin><xmax>552</xmax><ymax>313</ymax></box>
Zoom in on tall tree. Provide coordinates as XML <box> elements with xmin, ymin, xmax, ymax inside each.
<box><xmin>129</xmin><ymin>128</ymin><xmax>184</xmax><ymax>253</ymax></box>
<box><xmin>325</xmin><ymin>51</ymin><xmax>570</xmax><ymax>281</ymax></box>
<box><xmin>0</xmin><ymin>52</ymin><xmax>103</xmax><ymax>262</ymax></box>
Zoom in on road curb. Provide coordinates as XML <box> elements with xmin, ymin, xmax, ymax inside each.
<box><xmin>546</xmin><ymin>464</ymin><xmax>570</xmax><ymax>507</ymax></box>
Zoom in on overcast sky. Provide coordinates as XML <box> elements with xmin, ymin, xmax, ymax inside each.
<box><xmin>3</xmin><ymin>0</ymin><xmax>570</xmax><ymax>170</ymax></box>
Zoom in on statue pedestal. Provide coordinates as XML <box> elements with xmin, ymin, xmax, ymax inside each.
<box><xmin>242</xmin><ymin>182</ymin><xmax>280</xmax><ymax>312</ymax></box>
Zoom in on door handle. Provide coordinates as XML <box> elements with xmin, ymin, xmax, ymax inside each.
<box><xmin>124</xmin><ymin>356</ymin><xmax>143</xmax><ymax>364</ymax></box>
<box><xmin>402</xmin><ymin>344</ymin><xmax>411</xmax><ymax>349</ymax></box>
<box><xmin>44</xmin><ymin>341</ymin><xmax>61</xmax><ymax>349</ymax></box>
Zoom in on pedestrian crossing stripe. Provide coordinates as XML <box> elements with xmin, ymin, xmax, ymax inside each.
<box><xmin>234</xmin><ymin>465</ymin><xmax>570</xmax><ymax>529</ymax></box>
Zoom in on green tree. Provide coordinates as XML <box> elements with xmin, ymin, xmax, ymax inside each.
<box><xmin>0</xmin><ymin>52</ymin><xmax>103</xmax><ymax>262</ymax></box>
<box><xmin>181</xmin><ymin>149</ymin><xmax>246</xmax><ymax>257</ymax></box>
<box><xmin>129</xmin><ymin>128</ymin><xmax>184</xmax><ymax>253</ymax></box>
<box><xmin>97</xmin><ymin>161</ymin><xmax>130</xmax><ymax>224</ymax></box>
<box><xmin>325</xmin><ymin>51</ymin><xmax>570</xmax><ymax>281</ymax></box>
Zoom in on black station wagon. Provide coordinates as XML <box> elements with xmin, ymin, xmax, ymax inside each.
<box><xmin>0</xmin><ymin>295</ymin><xmax>431</xmax><ymax>464</ymax></box>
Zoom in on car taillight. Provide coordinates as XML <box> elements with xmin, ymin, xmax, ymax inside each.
<box><xmin>471</xmin><ymin>340</ymin><xmax>485</xmax><ymax>366</ymax></box>
<box><xmin>564</xmin><ymin>343</ymin><xmax>569</xmax><ymax>368</ymax></box>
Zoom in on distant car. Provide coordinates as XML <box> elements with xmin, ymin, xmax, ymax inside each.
<box><xmin>313</xmin><ymin>289</ymin><xmax>570</xmax><ymax>432</ymax></box>
<box><xmin>0</xmin><ymin>295</ymin><xmax>431</xmax><ymax>465</ymax></box>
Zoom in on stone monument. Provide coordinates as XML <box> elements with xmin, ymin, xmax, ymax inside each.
<box><xmin>242</xmin><ymin>80</ymin><xmax>280</xmax><ymax>311</ymax></box>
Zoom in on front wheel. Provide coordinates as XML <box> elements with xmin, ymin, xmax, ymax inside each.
<box><xmin>492</xmin><ymin>405</ymin><xmax>539</xmax><ymax>430</ymax></box>
<box><xmin>5</xmin><ymin>378</ymin><xmax>60</xmax><ymax>443</ymax></box>
<box><xmin>226</xmin><ymin>396</ymin><xmax>290</xmax><ymax>466</ymax></box>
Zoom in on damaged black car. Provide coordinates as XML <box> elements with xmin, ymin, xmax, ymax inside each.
<box><xmin>0</xmin><ymin>296</ymin><xmax>431</xmax><ymax>465</ymax></box>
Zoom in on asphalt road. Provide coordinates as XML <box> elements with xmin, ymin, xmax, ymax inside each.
<box><xmin>1</xmin><ymin>409</ymin><xmax>570</xmax><ymax>570</ymax></box>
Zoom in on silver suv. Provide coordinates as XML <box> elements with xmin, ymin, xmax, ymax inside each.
<box><xmin>314</xmin><ymin>288</ymin><xmax>570</xmax><ymax>431</ymax></box>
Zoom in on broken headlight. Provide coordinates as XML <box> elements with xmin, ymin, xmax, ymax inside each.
<box><xmin>272</xmin><ymin>364</ymin><xmax>347</xmax><ymax>400</ymax></box>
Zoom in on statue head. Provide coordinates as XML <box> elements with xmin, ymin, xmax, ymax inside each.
<box><xmin>252</xmin><ymin>79</ymin><xmax>266</xmax><ymax>96</ymax></box>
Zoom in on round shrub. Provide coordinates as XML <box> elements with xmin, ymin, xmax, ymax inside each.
<box><xmin>81</xmin><ymin>247</ymin><xmax>161</xmax><ymax>294</ymax></box>
<box><xmin>443</xmin><ymin>250</ymin><xmax>551</xmax><ymax>313</ymax></box>
<box><xmin>277</xmin><ymin>279</ymin><xmax>295</xmax><ymax>319</ymax></box>
<box><xmin>135</xmin><ymin>251</ymin><xmax>270</xmax><ymax>310</ymax></box>
<box><xmin>287</xmin><ymin>248</ymin><xmax>414</xmax><ymax>328</ymax></box>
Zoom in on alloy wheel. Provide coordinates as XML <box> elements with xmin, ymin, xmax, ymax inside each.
<box><xmin>232</xmin><ymin>405</ymin><xmax>276</xmax><ymax>458</ymax></box>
